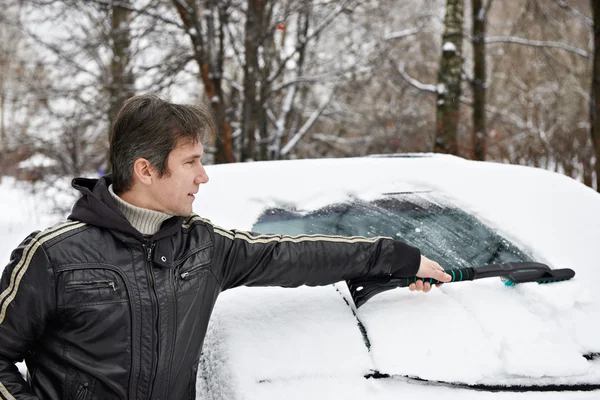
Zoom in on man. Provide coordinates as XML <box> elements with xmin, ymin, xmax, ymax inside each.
<box><xmin>0</xmin><ymin>94</ymin><xmax>451</xmax><ymax>399</ymax></box>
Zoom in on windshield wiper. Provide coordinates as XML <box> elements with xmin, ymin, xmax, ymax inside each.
<box><xmin>364</xmin><ymin>371</ymin><xmax>600</xmax><ymax>392</ymax></box>
<box><xmin>347</xmin><ymin>262</ymin><xmax>575</xmax><ymax>308</ymax></box>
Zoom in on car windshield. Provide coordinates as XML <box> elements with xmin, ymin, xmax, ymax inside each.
<box><xmin>251</xmin><ymin>194</ymin><xmax>534</xmax><ymax>268</ymax></box>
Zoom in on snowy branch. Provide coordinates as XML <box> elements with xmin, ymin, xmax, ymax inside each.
<box><xmin>553</xmin><ymin>0</ymin><xmax>593</xmax><ymax>26</ymax></box>
<box><xmin>267</xmin><ymin>0</ymin><xmax>357</xmax><ymax>84</ymax></box>
<box><xmin>393</xmin><ymin>61</ymin><xmax>437</xmax><ymax>93</ymax></box>
<box><xmin>311</xmin><ymin>133</ymin><xmax>372</xmax><ymax>144</ymax></box>
<box><xmin>23</xmin><ymin>30</ymin><xmax>100</xmax><ymax>79</ymax></box>
<box><xmin>86</xmin><ymin>0</ymin><xmax>185</xmax><ymax>28</ymax></box>
<box><xmin>269</xmin><ymin>77</ymin><xmax>324</xmax><ymax>93</ymax></box>
<box><xmin>384</xmin><ymin>27</ymin><xmax>421</xmax><ymax>41</ymax></box>
<box><xmin>485</xmin><ymin>36</ymin><xmax>590</xmax><ymax>59</ymax></box>
<box><xmin>265</xmin><ymin>107</ymin><xmax>278</xmax><ymax>130</ymax></box>
<box><xmin>271</xmin><ymin>83</ymin><xmax>297</xmax><ymax>158</ymax></box>
<box><xmin>223</xmin><ymin>20</ymin><xmax>245</xmax><ymax>70</ymax></box>
<box><xmin>269</xmin><ymin>66</ymin><xmax>357</xmax><ymax>94</ymax></box>
<box><xmin>221</xmin><ymin>74</ymin><xmax>243</xmax><ymax>92</ymax></box>
<box><xmin>281</xmin><ymin>85</ymin><xmax>339</xmax><ymax>157</ymax></box>
<box><xmin>485</xmin><ymin>104</ymin><xmax>527</xmax><ymax>130</ymax></box>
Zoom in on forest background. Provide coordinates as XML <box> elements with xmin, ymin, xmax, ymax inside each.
<box><xmin>1</xmin><ymin>0</ymin><xmax>600</xmax><ymax>195</ymax></box>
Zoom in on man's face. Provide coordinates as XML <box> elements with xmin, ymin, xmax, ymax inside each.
<box><xmin>149</xmin><ymin>140</ymin><xmax>209</xmax><ymax>216</ymax></box>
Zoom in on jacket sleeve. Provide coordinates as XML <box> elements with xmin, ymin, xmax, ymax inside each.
<box><xmin>0</xmin><ymin>232</ymin><xmax>54</xmax><ymax>400</ymax></box>
<box><xmin>208</xmin><ymin>223</ymin><xmax>421</xmax><ymax>291</ymax></box>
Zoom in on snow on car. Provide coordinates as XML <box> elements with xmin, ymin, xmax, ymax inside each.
<box><xmin>194</xmin><ymin>154</ymin><xmax>600</xmax><ymax>399</ymax></box>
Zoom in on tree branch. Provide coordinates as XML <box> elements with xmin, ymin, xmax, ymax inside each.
<box><xmin>281</xmin><ymin>84</ymin><xmax>339</xmax><ymax>156</ymax></box>
<box><xmin>553</xmin><ymin>0</ymin><xmax>593</xmax><ymax>26</ymax></box>
<box><xmin>85</xmin><ymin>0</ymin><xmax>185</xmax><ymax>28</ymax></box>
<box><xmin>267</xmin><ymin>0</ymin><xmax>356</xmax><ymax>85</ymax></box>
<box><xmin>393</xmin><ymin>61</ymin><xmax>438</xmax><ymax>93</ymax></box>
<box><xmin>485</xmin><ymin>36</ymin><xmax>590</xmax><ymax>59</ymax></box>
<box><xmin>384</xmin><ymin>27</ymin><xmax>421</xmax><ymax>41</ymax></box>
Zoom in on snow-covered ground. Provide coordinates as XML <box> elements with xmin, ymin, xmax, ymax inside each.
<box><xmin>1</xmin><ymin>155</ymin><xmax>599</xmax><ymax>398</ymax></box>
<box><xmin>0</xmin><ymin>177</ymin><xmax>65</xmax><ymax>260</ymax></box>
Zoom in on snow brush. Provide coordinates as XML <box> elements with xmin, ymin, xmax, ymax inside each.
<box><xmin>346</xmin><ymin>262</ymin><xmax>575</xmax><ymax>308</ymax></box>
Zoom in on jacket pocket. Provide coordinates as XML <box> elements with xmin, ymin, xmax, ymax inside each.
<box><xmin>174</xmin><ymin>243</ymin><xmax>212</xmax><ymax>295</ymax></box>
<box><xmin>178</xmin><ymin>260</ymin><xmax>211</xmax><ymax>281</ymax></box>
<box><xmin>57</xmin><ymin>267</ymin><xmax>128</xmax><ymax>307</ymax></box>
<box><xmin>65</xmin><ymin>279</ymin><xmax>117</xmax><ymax>292</ymax></box>
<box><xmin>189</xmin><ymin>361</ymin><xmax>199</xmax><ymax>400</ymax></box>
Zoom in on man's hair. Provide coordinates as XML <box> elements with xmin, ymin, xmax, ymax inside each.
<box><xmin>109</xmin><ymin>93</ymin><xmax>216</xmax><ymax>194</ymax></box>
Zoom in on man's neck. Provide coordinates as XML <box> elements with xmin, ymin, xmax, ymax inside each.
<box><xmin>109</xmin><ymin>185</ymin><xmax>173</xmax><ymax>236</ymax></box>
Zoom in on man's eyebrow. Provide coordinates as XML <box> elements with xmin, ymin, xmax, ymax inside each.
<box><xmin>185</xmin><ymin>154</ymin><xmax>203</xmax><ymax>161</ymax></box>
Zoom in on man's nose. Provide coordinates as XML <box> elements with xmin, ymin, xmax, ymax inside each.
<box><xmin>195</xmin><ymin>165</ymin><xmax>209</xmax><ymax>184</ymax></box>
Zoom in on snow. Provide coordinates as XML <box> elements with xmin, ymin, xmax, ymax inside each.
<box><xmin>193</xmin><ymin>155</ymin><xmax>600</xmax><ymax>398</ymax></box>
<box><xmin>16</xmin><ymin>153</ymin><xmax>58</xmax><ymax>169</ymax></box>
<box><xmin>1</xmin><ymin>155</ymin><xmax>599</xmax><ymax>398</ymax></box>
<box><xmin>0</xmin><ymin>177</ymin><xmax>63</xmax><ymax>256</ymax></box>
<box><xmin>442</xmin><ymin>42</ymin><xmax>457</xmax><ymax>52</ymax></box>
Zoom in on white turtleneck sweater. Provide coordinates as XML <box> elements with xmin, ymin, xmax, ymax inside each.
<box><xmin>108</xmin><ymin>184</ymin><xmax>173</xmax><ymax>236</ymax></box>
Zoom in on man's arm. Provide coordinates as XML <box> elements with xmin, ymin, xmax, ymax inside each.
<box><xmin>0</xmin><ymin>232</ymin><xmax>54</xmax><ymax>400</ymax></box>
<box><xmin>206</xmin><ymin>222</ymin><xmax>422</xmax><ymax>291</ymax></box>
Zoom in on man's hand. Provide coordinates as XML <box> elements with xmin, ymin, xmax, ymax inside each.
<box><xmin>409</xmin><ymin>255</ymin><xmax>452</xmax><ymax>293</ymax></box>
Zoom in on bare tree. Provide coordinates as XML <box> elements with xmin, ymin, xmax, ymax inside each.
<box><xmin>471</xmin><ymin>0</ymin><xmax>488</xmax><ymax>160</ymax></box>
<box><xmin>172</xmin><ymin>0</ymin><xmax>235</xmax><ymax>164</ymax></box>
<box><xmin>591</xmin><ymin>0</ymin><xmax>600</xmax><ymax>190</ymax></box>
<box><xmin>108</xmin><ymin>0</ymin><xmax>135</xmax><ymax>137</ymax></box>
<box><xmin>169</xmin><ymin>0</ymin><xmax>360</xmax><ymax>162</ymax></box>
<box><xmin>435</xmin><ymin>0</ymin><xmax>464</xmax><ymax>155</ymax></box>
<box><xmin>12</xmin><ymin>0</ymin><xmax>139</xmax><ymax>178</ymax></box>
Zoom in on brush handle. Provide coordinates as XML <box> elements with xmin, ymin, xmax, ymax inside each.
<box><xmin>348</xmin><ymin>267</ymin><xmax>475</xmax><ymax>291</ymax></box>
<box><xmin>402</xmin><ymin>267</ymin><xmax>476</xmax><ymax>286</ymax></box>
<box><xmin>347</xmin><ymin>262</ymin><xmax>575</xmax><ymax>308</ymax></box>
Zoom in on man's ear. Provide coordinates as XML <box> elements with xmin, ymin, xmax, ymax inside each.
<box><xmin>132</xmin><ymin>158</ymin><xmax>155</xmax><ymax>186</ymax></box>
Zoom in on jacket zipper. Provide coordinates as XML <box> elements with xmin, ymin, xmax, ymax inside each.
<box><xmin>143</xmin><ymin>242</ymin><xmax>160</xmax><ymax>400</ymax></box>
<box><xmin>178</xmin><ymin>261</ymin><xmax>210</xmax><ymax>281</ymax></box>
<box><xmin>75</xmin><ymin>381</ymin><xmax>89</xmax><ymax>400</ymax></box>
<box><xmin>65</xmin><ymin>280</ymin><xmax>116</xmax><ymax>291</ymax></box>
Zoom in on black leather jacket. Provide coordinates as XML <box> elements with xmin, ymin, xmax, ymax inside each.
<box><xmin>0</xmin><ymin>176</ymin><xmax>420</xmax><ymax>399</ymax></box>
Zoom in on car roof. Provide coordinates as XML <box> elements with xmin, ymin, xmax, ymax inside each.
<box><xmin>195</xmin><ymin>156</ymin><xmax>600</xmax><ymax>397</ymax></box>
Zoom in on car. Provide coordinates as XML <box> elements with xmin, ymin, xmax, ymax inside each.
<box><xmin>193</xmin><ymin>154</ymin><xmax>600</xmax><ymax>399</ymax></box>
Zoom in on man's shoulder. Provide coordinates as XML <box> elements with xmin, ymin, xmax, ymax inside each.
<box><xmin>182</xmin><ymin>213</ymin><xmax>214</xmax><ymax>230</ymax></box>
<box><xmin>8</xmin><ymin>221</ymin><xmax>90</xmax><ymax>267</ymax></box>
<box><xmin>33</xmin><ymin>220</ymin><xmax>90</xmax><ymax>250</ymax></box>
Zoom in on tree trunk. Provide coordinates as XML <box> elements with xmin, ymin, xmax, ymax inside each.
<box><xmin>471</xmin><ymin>0</ymin><xmax>486</xmax><ymax>160</ymax></box>
<box><xmin>241</xmin><ymin>0</ymin><xmax>265</xmax><ymax>161</ymax></box>
<box><xmin>173</xmin><ymin>0</ymin><xmax>234</xmax><ymax>164</ymax></box>
<box><xmin>435</xmin><ymin>0</ymin><xmax>464</xmax><ymax>155</ymax></box>
<box><xmin>109</xmin><ymin>0</ymin><xmax>135</xmax><ymax>135</ymax></box>
<box><xmin>591</xmin><ymin>0</ymin><xmax>600</xmax><ymax>191</ymax></box>
<box><xmin>0</xmin><ymin>87</ymin><xmax>5</xmax><ymax>151</ymax></box>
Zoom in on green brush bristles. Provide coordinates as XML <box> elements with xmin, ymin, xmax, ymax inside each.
<box><xmin>537</xmin><ymin>278</ymin><xmax>570</xmax><ymax>284</ymax></box>
<box><xmin>503</xmin><ymin>278</ymin><xmax>570</xmax><ymax>286</ymax></box>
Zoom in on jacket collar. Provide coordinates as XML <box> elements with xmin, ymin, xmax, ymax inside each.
<box><xmin>68</xmin><ymin>175</ymin><xmax>185</xmax><ymax>242</ymax></box>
